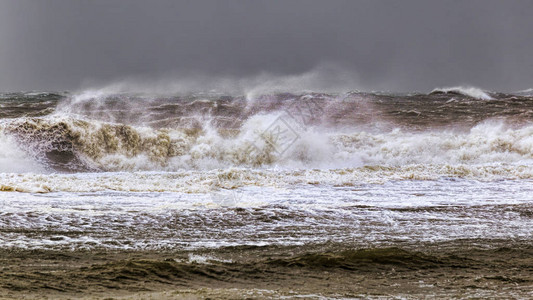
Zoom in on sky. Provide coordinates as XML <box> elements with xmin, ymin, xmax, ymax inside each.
<box><xmin>0</xmin><ymin>0</ymin><xmax>532</xmax><ymax>92</ymax></box>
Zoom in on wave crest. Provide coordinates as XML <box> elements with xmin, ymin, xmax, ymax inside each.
<box><xmin>2</xmin><ymin>114</ymin><xmax>533</xmax><ymax>173</ymax></box>
<box><xmin>430</xmin><ymin>86</ymin><xmax>493</xmax><ymax>100</ymax></box>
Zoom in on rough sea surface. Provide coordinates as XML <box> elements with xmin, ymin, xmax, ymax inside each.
<box><xmin>1</xmin><ymin>87</ymin><xmax>533</xmax><ymax>298</ymax></box>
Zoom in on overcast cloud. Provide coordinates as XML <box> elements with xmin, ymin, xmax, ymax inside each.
<box><xmin>0</xmin><ymin>0</ymin><xmax>532</xmax><ymax>92</ymax></box>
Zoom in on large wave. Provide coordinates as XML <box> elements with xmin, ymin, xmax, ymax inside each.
<box><xmin>1</xmin><ymin>115</ymin><xmax>533</xmax><ymax>173</ymax></box>
<box><xmin>1</xmin><ymin>88</ymin><xmax>533</xmax><ymax>178</ymax></box>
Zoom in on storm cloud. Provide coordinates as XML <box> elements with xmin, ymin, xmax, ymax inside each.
<box><xmin>0</xmin><ymin>0</ymin><xmax>532</xmax><ymax>92</ymax></box>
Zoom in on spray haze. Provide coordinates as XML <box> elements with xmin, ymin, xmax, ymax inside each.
<box><xmin>74</xmin><ymin>63</ymin><xmax>363</xmax><ymax>97</ymax></box>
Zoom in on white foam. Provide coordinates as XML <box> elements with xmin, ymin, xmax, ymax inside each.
<box><xmin>2</xmin><ymin>179</ymin><xmax>533</xmax><ymax>250</ymax></box>
<box><xmin>431</xmin><ymin>86</ymin><xmax>493</xmax><ymax>100</ymax></box>
<box><xmin>3</xmin><ymin>115</ymin><xmax>533</xmax><ymax>176</ymax></box>
<box><xmin>2</xmin><ymin>160</ymin><xmax>533</xmax><ymax>194</ymax></box>
<box><xmin>0</xmin><ymin>129</ymin><xmax>44</xmax><ymax>173</ymax></box>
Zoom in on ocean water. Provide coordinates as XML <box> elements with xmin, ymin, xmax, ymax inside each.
<box><xmin>1</xmin><ymin>87</ymin><xmax>533</xmax><ymax>251</ymax></box>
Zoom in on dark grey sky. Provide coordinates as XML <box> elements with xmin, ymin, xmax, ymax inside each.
<box><xmin>0</xmin><ymin>0</ymin><xmax>532</xmax><ymax>92</ymax></box>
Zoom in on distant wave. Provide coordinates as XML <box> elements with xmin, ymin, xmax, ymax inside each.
<box><xmin>514</xmin><ymin>88</ymin><xmax>533</xmax><ymax>96</ymax></box>
<box><xmin>429</xmin><ymin>86</ymin><xmax>493</xmax><ymax>100</ymax></box>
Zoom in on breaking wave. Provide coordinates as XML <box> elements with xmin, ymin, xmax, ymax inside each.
<box><xmin>2</xmin><ymin>115</ymin><xmax>533</xmax><ymax>173</ymax></box>
<box><xmin>2</xmin><ymin>88</ymin><xmax>533</xmax><ymax>192</ymax></box>
<box><xmin>430</xmin><ymin>86</ymin><xmax>494</xmax><ymax>100</ymax></box>
<box><xmin>514</xmin><ymin>88</ymin><xmax>533</xmax><ymax>96</ymax></box>
<box><xmin>0</xmin><ymin>131</ymin><xmax>45</xmax><ymax>173</ymax></box>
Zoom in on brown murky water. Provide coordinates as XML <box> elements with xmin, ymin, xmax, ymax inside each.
<box><xmin>1</xmin><ymin>241</ymin><xmax>532</xmax><ymax>299</ymax></box>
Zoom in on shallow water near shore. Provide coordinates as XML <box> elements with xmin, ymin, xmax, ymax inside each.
<box><xmin>1</xmin><ymin>241</ymin><xmax>533</xmax><ymax>299</ymax></box>
<box><xmin>2</xmin><ymin>178</ymin><xmax>533</xmax><ymax>250</ymax></box>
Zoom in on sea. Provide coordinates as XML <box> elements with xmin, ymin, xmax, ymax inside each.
<box><xmin>1</xmin><ymin>86</ymin><xmax>532</xmax><ymax>254</ymax></box>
